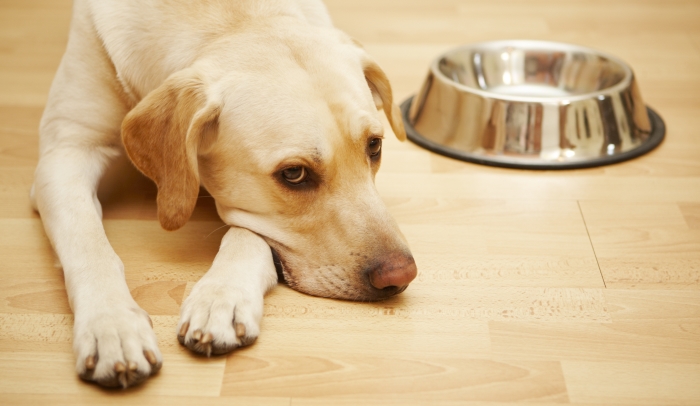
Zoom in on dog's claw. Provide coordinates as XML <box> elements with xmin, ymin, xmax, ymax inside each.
<box><xmin>118</xmin><ymin>373</ymin><xmax>128</xmax><ymax>389</ymax></box>
<box><xmin>85</xmin><ymin>355</ymin><xmax>96</xmax><ymax>370</ymax></box>
<box><xmin>179</xmin><ymin>322</ymin><xmax>189</xmax><ymax>337</ymax></box>
<box><xmin>71</xmin><ymin>305</ymin><xmax>162</xmax><ymax>389</ymax></box>
<box><xmin>177</xmin><ymin>322</ymin><xmax>189</xmax><ymax>345</ymax></box>
<box><xmin>235</xmin><ymin>323</ymin><xmax>246</xmax><ymax>338</ymax></box>
<box><xmin>114</xmin><ymin>361</ymin><xmax>126</xmax><ymax>373</ymax></box>
<box><xmin>112</xmin><ymin>361</ymin><xmax>126</xmax><ymax>388</ymax></box>
<box><xmin>177</xmin><ymin>274</ymin><xmax>267</xmax><ymax>356</ymax></box>
<box><xmin>177</xmin><ymin>322</ymin><xmax>220</xmax><ymax>356</ymax></box>
<box><xmin>197</xmin><ymin>332</ymin><xmax>213</xmax><ymax>357</ymax></box>
<box><xmin>144</xmin><ymin>350</ymin><xmax>158</xmax><ymax>366</ymax></box>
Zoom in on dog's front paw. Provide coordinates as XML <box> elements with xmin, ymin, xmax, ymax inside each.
<box><xmin>176</xmin><ymin>281</ymin><xmax>262</xmax><ymax>356</ymax></box>
<box><xmin>73</xmin><ymin>304</ymin><xmax>162</xmax><ymax>388</ymax></box>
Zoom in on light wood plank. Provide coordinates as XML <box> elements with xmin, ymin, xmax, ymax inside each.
<box><xmin>605</xmin><ymin>289</ymin><xmax>700</xmax><ymax>322</ymax></box>
<box><xmin>580</xmin><ymin>202</ymin><xmax>700</xmax><ymax>288</ymax></box>
<box><xmin>0</xmin><ymin>278</ymin><xmax>187</xmax><ymax>316</ymax></box>
<box><xmin>562</xmin><ymin>361</ymin><xmax>700</xmax><ymax>405</ymax></box>
<box><xmin>1</xmin><ymin>394</ymin><xmax>290</xmax><ymax>406</ymax></box>
<box><xmin>0</xmin><ymin>351</ymin><xmax>227</xmax><ymax>397</ymax></box>
<box><xmin>679</xmin><ymin>202</ymin><xmax>700</xmax><ymax>229</ymax></box>
<box><xmin>265</xmin><ymin>285</ymin><xmax>610</xmax><ymax>323</ymax></box>
<box><xmin>0</xmin><ymin>314</ymin><xmax>188</xmax><ymax>354</ymax></box>
<box><xmin>222</xmin><ymin>355</ymin><xmax>568</xmax><ymax>402</ymax></box>
<box><xmin>377</xmin><ymin>173</ymin><xmax>700</xmax><ymax>202</ymax></box>
<box><xmin>0</xmin><ymin>219</ymin><xmax>57</xmax><ymax>280</ymax></box>
<box><xmin>2</xmin><ymin>0</ymin><xmax>700</xmax><ymax>404</ymax></box>
<box><xmin>293</xmin><ymin>402</ymin><xmax>559</xmax><ymax>406</ymax></box>
<box><xmin>0</xmin><ymin>170</ymin><xmax>39</xmax><ymax>219</ymax></box>
<box><xmin>0</xmin><ymin>279</ymin><xmax>72</xmax><ymax>314</ymax></box>
<box><xmin>490</xmin><ymin>321</ymin><xmax>700</xmax><ymax>364</ymax></box>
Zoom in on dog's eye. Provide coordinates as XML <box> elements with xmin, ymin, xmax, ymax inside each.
<box><xmin>368</xmin><ymin>138</ymin><xmax>382</xmax><ymax>157</ymax></box>
<box><xmin>281</xmin><ymin>166</ymin><xmax>307</xmax><ymax>184</ymax></box>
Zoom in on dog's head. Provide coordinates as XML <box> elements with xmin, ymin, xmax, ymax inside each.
<box><xmin>121</xmin><ymin>29</ymin><xmax>416</xmax><ymax>301</ymax></box>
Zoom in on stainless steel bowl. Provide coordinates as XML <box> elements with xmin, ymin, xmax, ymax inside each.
<box><xmin>402</xmin><ymin>40</ymin><xmax>665</xmax><ymax>169</ymax></box>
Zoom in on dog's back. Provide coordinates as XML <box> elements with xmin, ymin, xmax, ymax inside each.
<box><xmin>80</xmin><ymin>0</ymin><xmax>332</xmax><ymax>103</ymax></box>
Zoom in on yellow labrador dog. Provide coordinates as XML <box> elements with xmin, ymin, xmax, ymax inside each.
<box><xmin>32</xmin><ymin>0</ymin><xmax>416</xmax><ymax>389</ymax></box>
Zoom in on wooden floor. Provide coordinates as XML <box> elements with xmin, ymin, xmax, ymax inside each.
<box><xmin>2</xmin><ymin>0</ymin><xmax>700</xmax><ymax>404</ymax></box>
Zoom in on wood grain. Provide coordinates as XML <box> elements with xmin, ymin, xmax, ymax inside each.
<box><xmin>562</xmin><ymin>361</ymin><xmax>700</xmax><ymax>405</ymax></box>
<box><xmin>222</xmin><ymin>354</ymin><xmax>568</xmax><ymax>402</ymax></box>
<box><xmin>1</xmin><ymin>0</ymin><xmax>700</xmax><ymax>405</ymax></box>
<box><xmin>0</xmin><ymin>351</ymin><xmax>228</xmax><ymax>397</ymax></box>
<box><xmin>490</xmin><ymin>321</ymin><xmax>700</xmax><ymax>364</ymax></box>
<box><xmin>579</xmin><ymin>201</ymin><xmax>700</xmax><ymax>288</ymax></box>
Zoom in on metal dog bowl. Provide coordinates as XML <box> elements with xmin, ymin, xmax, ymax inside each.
<box><xmin>402</xmin><ymin>40</ymin><xmax>665</xmax><ymax>169</ymax></box>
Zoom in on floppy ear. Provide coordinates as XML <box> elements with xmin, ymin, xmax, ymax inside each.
<box><xmin>363</xmin><ymin>60</ymin><xmax>407</xmax><ymax>141</ymax></box>
<box><xmin>121</xmin><ymin>68</ymin><xmax>221</xmax><ymax>231</ymax></box>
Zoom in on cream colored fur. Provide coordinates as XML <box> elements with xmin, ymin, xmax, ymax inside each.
<box><xmin>32</xmin><ymin>0</ymin><xmax>414</xmax><ymax>388</ymax></box>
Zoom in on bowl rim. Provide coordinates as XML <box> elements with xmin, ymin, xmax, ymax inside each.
<box><xmin>431</xmin><ymin>39</ymin><xmax>635</xmax><ymax>103</ymax></box>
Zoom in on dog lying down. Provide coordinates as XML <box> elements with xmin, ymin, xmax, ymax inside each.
<box><xmin>32</xmin><ymin>0</ymin><xmax>417</xmax><ymax>388</ymax></box>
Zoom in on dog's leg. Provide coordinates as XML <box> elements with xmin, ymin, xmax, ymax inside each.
<box><xmin>33</xmin><ymin>146</ymin><xmax>162</xmax><ymax>388</ymax></box>
<box><xmin>177</xmin><ymin>227</ymin><xmax>278</xmax><ymax>356</ymax></box>
<box><xmin>32</xmin><ymin>4</ymin><xmax>162</xmax><ymax>387</ymax></box>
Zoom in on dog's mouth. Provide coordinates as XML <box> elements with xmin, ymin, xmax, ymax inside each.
<box><xmin>270</xmin><ymin>247</ymin><xmax>286</xmax><ymax>284</ymax></box>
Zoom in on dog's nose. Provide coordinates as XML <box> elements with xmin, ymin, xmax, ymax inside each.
<box><xmin>368</xmin><ymin>253</ymin><xmax>417</xmax><ymax>291</ymax></box>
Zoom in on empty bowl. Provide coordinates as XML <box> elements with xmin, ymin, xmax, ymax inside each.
<box><xmin>402</xmin><ymin>40</ymin><xmax>665</xmax><ymax>169</ymax></box>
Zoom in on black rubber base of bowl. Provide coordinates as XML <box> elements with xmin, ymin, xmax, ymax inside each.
<box><xmin>400</xmin><ymin>96</ymin><xmax>666</xmax><ymax>170</ymax></box>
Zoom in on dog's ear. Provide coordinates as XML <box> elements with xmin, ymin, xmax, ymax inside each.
<box><xmin>121</xmin><ymin>68</ymin><xmax>220</xmax><ymax>231</ymax></box>
<box><xmin>363</xmin><ymin>59</ymin><xmax>407</xmax><ymax>141</ymax></box>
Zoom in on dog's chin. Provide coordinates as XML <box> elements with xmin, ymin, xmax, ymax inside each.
<box><xmin>295</xmin><ymin>282</ymin><xmax>406</xmax><ymax>302</ymax></box>
<box><xmin>269</xmin><ymin>247</ymin><xmax>407</xmax><ymax>302</ymax></box>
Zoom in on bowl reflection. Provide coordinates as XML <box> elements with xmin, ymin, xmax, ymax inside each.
<box><xmin>403</xmin><ymin>40</ymin><xmax>664</xmax><ymax>169</ymax></box>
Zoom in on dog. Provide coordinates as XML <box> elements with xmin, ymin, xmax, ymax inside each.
<box><xmin>31</xmin><ymin>0</ymin><xmax>417</xmax><ymax>388</ymax></box>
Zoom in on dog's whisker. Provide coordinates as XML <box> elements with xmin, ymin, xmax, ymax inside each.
<box><xmin>204</xmin><ymin>223</ymin><xmax>230</xmax><ymax>239</ymax></box>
